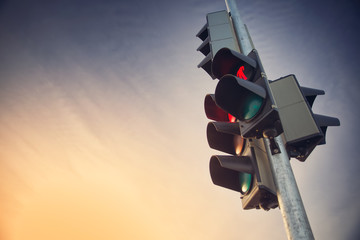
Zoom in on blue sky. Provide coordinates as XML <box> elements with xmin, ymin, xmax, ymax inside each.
<box><xmin>0</xmin><ymin>0</ymin><xmax>359</xmax><ymax>239</ymax></box>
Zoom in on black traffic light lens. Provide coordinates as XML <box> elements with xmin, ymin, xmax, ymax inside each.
<box><xmin>234</xmin><ymin>135</ymin><xmax>245</xmax><ymax>155</ymax></box>
<box><xmin>240</xmin><ymin>93</ymin><xmax>263</xmax><ymax>121</ymax></box>
<box><xmin>239</xmin><ymin>172</ymin><xmax>252</xmax><ymax>194</ymax></box>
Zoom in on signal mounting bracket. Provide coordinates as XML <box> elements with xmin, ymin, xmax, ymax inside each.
<box><xmin>263</xmin><ymin>129</ymin><xmax>281</xmax><ymax>155</ymax></box>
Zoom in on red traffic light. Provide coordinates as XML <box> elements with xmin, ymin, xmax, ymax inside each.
<box><xmin>205</xmin><ymin>94</ymin><xmax>236</xmax><ymax>122</ymax></box>
<box><xmin>211</xmin><ymin>48</ymin><xmax>280</xmax><ymax>138</ymax></box>
<box><xmin>212</xmin><ymin>48</ymin><xmax>257</xmax><ymax>81</ymax></box>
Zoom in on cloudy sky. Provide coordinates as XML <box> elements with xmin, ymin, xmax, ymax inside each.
<box><xmin>0</xmin><ymin>0</ymin><xmax>359</xmax><ymax>239</ymax></box>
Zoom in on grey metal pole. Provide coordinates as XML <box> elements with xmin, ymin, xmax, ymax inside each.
<box><xmin>263</xmin><ymin>135</ymin><xmax>314</xmax><ymax>240</ymax></box>
<box><xmin>225</xmin><ymin>1</ymin><xmax>315</xmax><ymax>239</ymax></box>
<box><xmin>225</xmin><ymin>0</ymin><xmax>253</xmax><ymax>55</ymax></box>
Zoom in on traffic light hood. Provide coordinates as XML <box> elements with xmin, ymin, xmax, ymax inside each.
<box><xmin>204</xmin><ymin>94</ymin><xmax>230</xmax><ymax>122</ymax></box>
<box><xmin>215</xmin><ymin>75</ymin><xmax>266</xmax><ymax>121</ymax></box>
<box><xmin>212</xmin><ymin>48</ymin><xmax>257</xmax><ymax>80</ymax></box>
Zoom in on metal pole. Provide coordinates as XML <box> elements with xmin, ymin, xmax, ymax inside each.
<box><xmin>225</xmin><ymin>0</ymin><xmax>253</xmax><ymax>55</ymax></box>
<box><xmin>263</xmin><ymin>135</ymin><xmax>314</xmax><ymax>240</ymax></box>
<box><xmin>225</xmin><ymin>1</ymin><xmax>314</xmax><ymax>239</ymax></box>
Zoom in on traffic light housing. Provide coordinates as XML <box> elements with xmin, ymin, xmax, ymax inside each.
<box><xmin>196</xmin><ymin>10</ymin><xmax>240</xmax><ymax>78</ymax></box>
<box><xmin>198</xmin><ymin>7</ymin><xmax>340</xmax><ymax>217</ymax></box>
<box><xmin>205</xmin><ymin>94</ymin><xmax>278</xmax><ymax>210</ymax></box>
<box><xmin>269</xmin><ymin>75</ymin><xmax>340</xmax><ymax>161</ymax></box>
<box><xmin>212</xmin><ymin>47</ymin><xmax>281</xmax><ymax>138</ymax></box>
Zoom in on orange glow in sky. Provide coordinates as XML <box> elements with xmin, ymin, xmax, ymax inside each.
<box><xmin>0</xmin><ymin>70</ymin><xmax>244</xmax><ymax>240</ymax></box>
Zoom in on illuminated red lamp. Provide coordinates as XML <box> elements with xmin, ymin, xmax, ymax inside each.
<box><xmin>211</xmin><ymin>48</ymin><xmax>257</xmax><ymax>81</ymax></box>
<box><xmin>237</xmin><ymin>66</ymin><xmax>247</xmax><ymax>80</ymax></box>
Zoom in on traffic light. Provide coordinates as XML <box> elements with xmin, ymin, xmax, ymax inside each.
<box><xmin>211</xmin><ymin>47</ymin><xmax>281</xmax><ymax>138</ymax></box>
<box><xmin>196</xmin><ymin>10</ymin><xmax>240</xmax><ymax>78</ymax></box>
<box><xmin>205</xmin><ymin>94</ymin><xmax>278</xmax><ymax>210</ymax></box>
<box><xmin>269</xmin><ymin>75</ymin><xmax>340</xmax><ymax>161</ymax></box>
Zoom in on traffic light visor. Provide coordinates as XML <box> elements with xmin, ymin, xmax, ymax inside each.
<box><xmin>209</xmin><ymin>155</ymin><xmax>253</xmax><ymax>193</ymax></box>
<box><xmin>205</xmin><ymin>94</ymin><xmax>237</xmax><ymax>122</ymax></box>
<box><xmin>207</xmin><ymin>122</ymin><xmax>242</xmax><ymax>155</ymax></box>
<box><xmin>212</xmin><ymin>48</ymin><xmax>257</xmax><ymax>80</ymax></box>
<box><xmin>215</xmin><ymin>75</ymin><xmax>266</xmax><ymax>121</ymax></box>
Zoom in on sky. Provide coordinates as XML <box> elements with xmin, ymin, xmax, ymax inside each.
<box><xmin>0</xmin><ymin>0</ymin><xmax>359</xmax><ymax>239</ymax></box>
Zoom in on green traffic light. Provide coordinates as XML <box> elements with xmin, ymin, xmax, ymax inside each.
<box><xmin>239</xmin><ymin>172</ymin><xmax>252</xmax><ymax>194</ymax></box>
<box><xmin>242</xmin><ymin>93</ymin><xmax>263</xmax><ymax>120</ymax></box>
